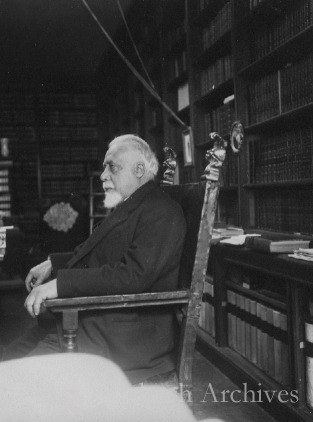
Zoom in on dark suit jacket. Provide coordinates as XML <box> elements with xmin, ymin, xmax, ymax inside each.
<box><xmin>49</xmin><ymin>181</ymin><xmax>186</xmax><ymax>383</ymax></box>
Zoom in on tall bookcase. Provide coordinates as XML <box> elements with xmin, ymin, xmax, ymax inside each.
<box><xmin>101</xmin><ymin>0</ymin><xmax>313</xmax><ymax>232</ymax></box>
<box><xmin>0</xmin><ymin>84</ymin><xmax>101</xmax><ymax>246</ymax></box>
<box><xmin>233</xmin><ymin>0</ymin><xmax>313</xmax><ymax>233</ymax></box>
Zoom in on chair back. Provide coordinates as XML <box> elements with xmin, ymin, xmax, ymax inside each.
<box><xmin>162</xmin><ymin>183</ymin><xmax>205</xmax><ymax>289</ymax></box>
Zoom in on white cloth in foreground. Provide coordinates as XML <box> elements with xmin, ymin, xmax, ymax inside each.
<box><xmin>0</xmin><ymin>353</ymin><xmax>224</xmax><ymax>422</ymax></box>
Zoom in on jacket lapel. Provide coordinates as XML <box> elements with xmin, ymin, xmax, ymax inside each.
<box><xmin>66</xmin><ymin>181</ymin><xmax>156</xmax><ymax>268</ymax></box>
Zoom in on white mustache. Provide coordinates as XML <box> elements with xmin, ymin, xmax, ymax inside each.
<box><xmin>103</xmin><ymin>184</ymin><xmax>114</xmax><ymax>191</ymax></box>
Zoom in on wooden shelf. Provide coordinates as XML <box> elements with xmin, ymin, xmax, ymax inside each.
<box><xmin>194</xmin><ymin>30</ymin><xmax>231</xmax><ymax>68</ymax></box>
<box><xmin>226</xmin><ymin>280</ymin><xmax>286</xmax><ymax>311</ymax></box>
<box><xmin>238</xmin><ymin>25</ymin><xmax>313</xmax><ymax>80</ymax></box>
<box><xmin>246</xmin><ymin>102</ymin><xmax>313</xmax><ymax>133</ymax></box>
<box><xmin>244</xmin><ymin>179</ymin><xmax>313</xmax><ymax>189</ymax></box>
<box><xmin>194</xmin><ymin>78</ymin><xmax>234</xmax><ymax>109</ymax></box>
<box><xmin>238</xmin><ymin>0</ymin><xmax>287</xmax><ymax>26</ymax></box>
<box><xmin>193</xmin><ymin>0</ymin><xmax>230</xmax><ymax>27</ymax></box>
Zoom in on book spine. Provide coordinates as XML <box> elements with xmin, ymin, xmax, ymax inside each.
<box><xmin>266</xmin><ymin>307</ymin><xmax>275</xmax><ymax>377</ymax></box>
<box><xmin>256</xmin><ymin>303</ymin><xmax>262</xmax><ymax>369</ymax></box>
<box><xmin>280</xmin><ymin>313</ymin><xmax>290</xmax><ymax>387</ymax></box>
<box><xmin>250</xmin><ymin>300</ymin><xmax>257</xmax><ymax>365</ymax></box>
<box><xmin>305</xmin><ymin>321</ymin><xmax>313</xmax><ymax>408</ymax></box>
<box><xmin>273</xmin><ymin>310</ymin><xmax>283</xmax><ymax>384</ymax></box>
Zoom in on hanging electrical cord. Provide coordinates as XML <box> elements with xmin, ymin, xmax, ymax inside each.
<box><xmin>80</xmin><ymin>0</ymin><xmax>189</xmax><ymax>129</ymax></box>
<box><xmin>116</xmin><ymin>0</ymin><xmax>155</xmax><ymax>90</ymax></box>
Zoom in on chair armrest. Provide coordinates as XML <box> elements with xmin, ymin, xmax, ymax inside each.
<box><xmin>44</xmin><ymin>290</ymin><xmax>190</xmax><ymax>313</ymax></box>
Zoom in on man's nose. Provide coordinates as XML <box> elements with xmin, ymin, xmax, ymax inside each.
<box><xmin>100</xmin><ymin>168</ymin><xmax>110</xmax><ymax>182</ymax></box>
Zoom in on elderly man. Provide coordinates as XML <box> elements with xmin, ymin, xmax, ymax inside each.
<box><xmin>3</xmin><ymin>134</ymin><xmax>186</xmax><ymax>384</ymax></box>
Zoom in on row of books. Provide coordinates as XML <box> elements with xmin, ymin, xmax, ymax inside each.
<box><xmin>227</xmin><ymin>290</ymin><xmax>290</xmax><ymax>386</ymax></box>
<box><xmin>249</xmin><ymin>126</ymin><xmax>313</xmax><ymax>183</ymax></box>
<box><xmin>0</xmin><ymin>185</ymin><xmax>9</xmax><ymax>193</ymax></box>
<box><xmin>249</xmin><ymin>54</ymin><xmax>313</xmax><ymax>124</ymax></box>
<box><xmin>150</xmin><ymin>108</ymin><xmax>163</xmax><ymax>128</ymax></box>
<box><xmin>198</xmin><ymin>55</ymin><xmax>233</xmax><ymax>98</ymax></box>
<box><xmin>249</xmin><ymin>0</ymin><xmax>267</xmax><ymax>10</ymax></box>
<box><xmin>41</xmin><ymin>145</ymin><xmax>99</xmax><ymax>162</ymax></box>
<box><xmin>201</xmin><ymin>1</ymin><xmax>231</xmax><ymax>51</ymax></box>
<box><xmin>38</xmin><ymin>93</ymin><xmax>97</xmax><ymax>109</ymax></box>
<box><xmin>305</xmin><ymin>321</ymin><xmax>313</xmax><ymax>408</ymax></box>
<box><xmin>0</xmin><ymin>110</ymin><xmax>35</xmax><ymax>125</ymax></box>
<box><xmin>0</xmin><ymin>177</ymin><xmax>9</xmax><ymax>184</ymax></box>
<box><xmin>14</xmin><ymin>162</ymin><xmax>37</xmax><ymax>178</ymax></box>
<box><xmin>39</xmin><ymin>111</ymin><xmax>97</xmax><ymax>126</ymax></box>
<box><xmin>168</xmin><ymin>50</ymin><xmax>187</xmax><ymax>83</ymax></box>
<box><xmin>281</xmin><ymin>54</ymin><xmax>313</xmax><ymax>113</ymax></box>
<box><xmin>252</xmin><ymin>0</ymin><xmax>313</xmax><ymax>61</ymax></box>
<box><xmin>204</xmin><ymin>100</ymin><xmax>235</xmax><ymax>137</ymax></box>
<box><xmin>39</xmin><ymin>127</ymin><xmax>98</xmax><ymax>142</ymax></box>
<box><xmin>0</xmin><ymin>92</ymin><xmax>97</xmax><ymax>110</ymax></box>
<box><xmin>0</xmin><ymin>210</ymin><xmax>11</xmax><ymax>217</ymax></box>
<box><xmin>197</xmin><ymin>0</ymin><xmax>211</xmax><ymax>13</ymax></box>
<box><xmin>0</xmin><ymin>204</ymin><xmax>11</xmax><ymax>210</ymax></box>
<box><xmin>164</xmin><ymin>22</ymin><xmax>186</xmax><ymax>55</ymax></box>
<box><xmin>42</xmin><ymin>179</ymin><xmax>88</xmax><ymax>195</ymax></box>
<box><xmin>0</xmin><ymin>93</ymin><xmax>34</xmax><ymax>109</ymax></box>
<box><xmin>41</xmin><ymin>163</ymin><xmax>87</xmax><ymax>179</ymax></box>
<box><xmin>198</xmin><ymin>281</ymin><xmax>215</xmax><ymax>338</ymax></box>
<box><xmin>0</xmin><ymin>194</ymin><xmax>11</xmax><ymax>202</ymax></box>
<box><xmin>255</xmin><ymin>188</ymin><xmax>313</xmax><ymax>234</ymax></box>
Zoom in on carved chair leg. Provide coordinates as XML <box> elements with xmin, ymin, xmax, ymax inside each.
<box><xmin>62</xmin><ymin>311</ymin><xmax>78</xmax><ymax>352</ymax></box>
<box><xmin>176</xmin><ymin>314</ymin><xmax>198</xmax><ymax>407</ymax></box>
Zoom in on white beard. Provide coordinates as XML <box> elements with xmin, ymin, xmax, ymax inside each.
<box><xmin>104</xmin><ymin>190</ymin><xmax>123</xmax><ymax>209</ymax></box>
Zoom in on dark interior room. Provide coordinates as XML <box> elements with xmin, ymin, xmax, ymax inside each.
<box><xmin>0</xmin><ymin>1</ymin><xmax>313</xmax><ymax>421</ymax></box>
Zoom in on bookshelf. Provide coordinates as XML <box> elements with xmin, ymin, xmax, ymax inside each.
<box><xmin>234</xmin><ymin>0</ymin><xmax>313</xmax><ymax>233</ymax></box>
<box><xmin>197</xmin><ymin>242</ymin><xmax>313</xmax><ymax>421</ymax></box>
<box><xmin>0</xmin><ymin>85</ymin><xmax>101</xmax><ymax>245</ymax></box>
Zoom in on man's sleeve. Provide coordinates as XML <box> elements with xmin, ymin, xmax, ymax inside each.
<box><xmin>49</xmin><ymin>252</ymin><xmax>74</xmax><ymax>273</ymax></box>
<box><xmin>56</xmin><ymin>204</ymin><xmax>186</xmax><ymax>298</ymax></box>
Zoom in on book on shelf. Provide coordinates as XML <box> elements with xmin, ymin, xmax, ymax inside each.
<box><xmin>280</xmin><ymin>313</ymin><xmax>289</xmax><ymax>387</ymax></box>
<box><xmin>245</xmin><ymin>236</ymin><xmax>310</xmax><ymax>253</ymax></box>
<box><xmin>213</xmin><ymin>225</ymin><xmax>244</xmax><ymax>239</ymax></box>
<box><xmin>273</xmin><ymin>310</ymin><xmax>283</xmax><ymax>384</ymax></box>
<box><xmin>305</xmin><ymin>321</ymin><xmax>313</xmax><ymax>409</ymax></box>
<box><xmin>250</xmin><ymin>300</ymin><xmax>257</xmax><ymax>365</ymax></box>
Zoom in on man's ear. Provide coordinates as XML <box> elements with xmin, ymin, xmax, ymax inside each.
<box><xmin>135</xmin><ymin>162</ymin><xmax>145</xmax><ymax>178</ymax></box>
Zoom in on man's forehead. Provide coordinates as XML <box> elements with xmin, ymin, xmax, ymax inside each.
<box><xmin>104</xmin><ymin>145</ymin><xmax>137</xmax><ymax>164</ymax></box>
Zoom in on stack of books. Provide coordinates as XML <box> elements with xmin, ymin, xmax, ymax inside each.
<box><xmin>212</xmin><ymin>226</ymin><xmax>244</xmax><ymax>239</ymax></box>
<box><xmin>245</xmin><ymin>237</ymin><xmax>310</xmax><ymax>254</ymax></box>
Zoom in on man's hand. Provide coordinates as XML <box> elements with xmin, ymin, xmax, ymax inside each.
<box><xmin>24</xmin><ymin>279</ymin><xmax>58</xmax><ymax>318</ymax></box>
<box><xmin>25</xmin><ymin>260</ymin><xmax>52</xmax><ymax>292</ymax></box>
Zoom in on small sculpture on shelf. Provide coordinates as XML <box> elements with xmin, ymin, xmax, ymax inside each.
<box><xmin>160</xmin><ymin>147</ymin><xmax>177</xmax><ymax>185</ymax></box>
<box><xmin>202</xmin><ymin>121</ymin><xmax>244</xmax><ymax>182</ymax></box>
<box><xmin>230</xmin><ymin>120</ymin><xmax>244</xmax><ymax>153</ymax></box>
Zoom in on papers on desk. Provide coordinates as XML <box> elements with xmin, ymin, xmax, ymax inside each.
<box><xmin>0</xmin><ymin>226</ymin><xmax>13</xmax><ymax>260</ymax></box>
<box><xmin>220</xmin><ymin>234</ymin><xmax>261</xmax><ymax>246</ymax></box>
<box><xmin>289</xmin><ymin>248</ymin><xmax>313</xmax><ymax>262</ymax></box>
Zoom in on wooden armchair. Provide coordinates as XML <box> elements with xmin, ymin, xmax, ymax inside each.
<box><xmin>44</xmin><ymin>127</ymin><xmax>243</xmax><ymax>403</ymax></box>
